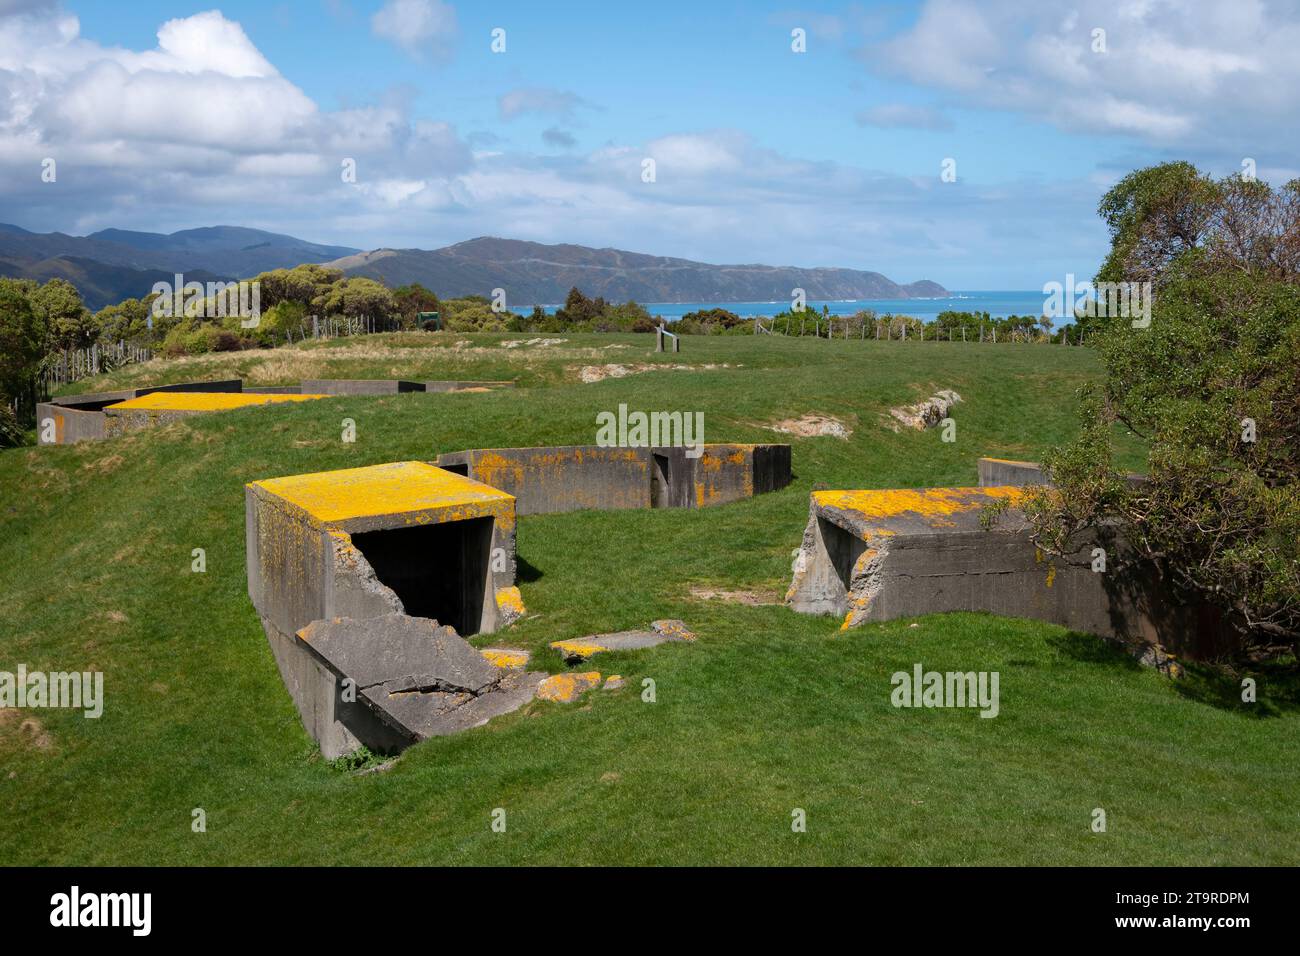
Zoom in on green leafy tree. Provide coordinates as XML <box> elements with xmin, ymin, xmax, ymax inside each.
<box><xmin>30</xmin><ymin>278</ymin><xmax>95</xmax><ymax>351</ymax></box>
<box><xmin>1026</xmin><ymin>164</ymin><xmax>1300</xmax><ymax>657</ymax></box>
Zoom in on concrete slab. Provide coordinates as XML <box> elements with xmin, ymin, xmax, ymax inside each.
<box><xmin>297</xmin><ymin>614</ymin><xmax>544</xmax><ymax>747</ymax></box>
<box><xmin>481</xmin><ymin>647</ymin><xmax>531</xmax><ymax>668</ymax></box>
<box><xmin>536</xmin><ymin>672</ymin><xmax>602</xmax><ymax>703</ymax></box>
<box><xmin>105</xmin><ymin>392</ymin><xmax>328</xmax><ymax>413</ymax></box>
<box><xmin>550</xmin><ymin>620</ymin><xmax>695</xmax><ymax>662</ymax></box>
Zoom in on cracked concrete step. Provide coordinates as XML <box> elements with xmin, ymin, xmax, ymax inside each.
<box><xmin>297</xmin><ymin>613</ymin><xmax>544</xmax><ymax>745</ymax></box>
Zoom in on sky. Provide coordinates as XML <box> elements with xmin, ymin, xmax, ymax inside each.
<box><xmin>2</xmin><ymin>0</ymin><xmax>1298</xmax><ymax>288</ymax></box>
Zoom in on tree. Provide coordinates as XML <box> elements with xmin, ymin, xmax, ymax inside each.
<box><xmin>393</xmin><ymin>283</ymin><xmax>440</xmax><ymax>330</ymax></box>
<box><xmin>94</xmin><ymin>297</ymin><xmax>153</xmax><ymax>344</ymax></box>
<box><xmin>30</xmin><ymin>278</ymin><xmax>95</xmax><ymax>351</ymax></box>
<box><xmin>0</xmin><ymin>280</ymin><xmax>45</xmax><ymax>442</ymax></box>
<box><xmin>1025</xmin><ymin>164</ymin><xmax>1300</xmax><ymax>657</ymax></box>
<box><xmin>311</xmin><ymin>276</ymin><xmax>396</xmax><ymax>319</ymax></box>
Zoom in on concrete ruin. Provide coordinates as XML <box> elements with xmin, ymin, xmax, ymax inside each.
<box><xmin>245</xmin><ymin>461</ymin><xmax>538</xmax><ymax>758</ymax></box>
<box><xmin>103</xmin><ymin>391</ymin><xmax>329</xmax><ymax>437</ymax></box>
<box><xmin>435</xmin><ymin>443</ymin><xmax>791</xmax><ymax>515</ymax></box>
<box><xmin>36</xmin><ymin>379</ymin><xmax>243</xmax><ymax>444</ymax></box>
<box><xmin>37</xmin><ymin>377</ymin><xmax>513</xmax><ymax>444</ymax></box>
<box><xmin>786</xmin><ymin>481</ymin><xmax>1233</xmax><ymax>660</ymax></box>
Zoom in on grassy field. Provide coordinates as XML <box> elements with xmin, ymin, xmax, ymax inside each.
<box><xmin>1</xmin><ymin>332</ymin><xmax>1295</xmax><ymax>865</ymax></box>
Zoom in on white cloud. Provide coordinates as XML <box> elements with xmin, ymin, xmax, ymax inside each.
<box><xmin>370</xmin><ymin>0</ymin><xmax>457</xmax><ymax>60</ymax></box>
<box><xmin>866</xmin><ymin>0</ymin><xmax>1293</xmax><ymax>155</ymax></box>
<box><xmin>0</xmin><ymin>7</ymin><xmax>471</xmax><ymax>233</ymax></box>
<box><xmin>0</xmin><ymin>4</ymin><xmax>1115</xmax><ymax>287</ymax></box>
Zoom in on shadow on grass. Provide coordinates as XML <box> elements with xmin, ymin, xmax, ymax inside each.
<box><xmin>1174</xmin><ymin>658</ymin><xmax>1300</xmax><ymax>718</ymax></box>
<box><xmin>516</xmin><ymin>555</ymin><xmax>543</xmax><ymax>583</ymax></box>
<box><xmin>1051</xmin><ymin>629</ymin><xmax>1300</xmax><ymax>718</ymax></box>
<box><xmin>1047</xmin><ymin>630</ymin><xmax>1143</xmax><ymax>670</ymax></box>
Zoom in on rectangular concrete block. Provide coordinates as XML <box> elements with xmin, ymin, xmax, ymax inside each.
<box><xmin>977</xmin><ymin>457</ymin><xmax>1047</xmax><ymax>487</ymax></box>
<box><xmin>436</xmin><ymin>446</ymin><xmax>653</xmax><ymax>515</ymax></box>
<box><xmin>300</xmin><ymin>379</ymin><xmax>425</xmax><ymax>395</ymax></box>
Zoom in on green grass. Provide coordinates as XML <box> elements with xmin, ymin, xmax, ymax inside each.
<box><xmin>2</xmin><ymin>332</ymin><xmax>1294</xmax><ymax>865</ymax></box>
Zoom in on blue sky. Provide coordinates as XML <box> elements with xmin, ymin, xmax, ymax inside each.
<box><xmin>3</xmin><ymin>1</ymin><xmax>1298</xmax><ymax>288</ymax></box>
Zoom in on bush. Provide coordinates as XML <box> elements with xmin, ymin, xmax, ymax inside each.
<box><xmin>1026</xmin><ymin>163</ymin><xmax>1300</xmax><ymax>658</ymax></box>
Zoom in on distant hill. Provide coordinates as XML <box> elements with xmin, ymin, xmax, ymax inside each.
<box><xmin>328</xmin><ymin>237</ymin><xmax>948</xmax><ymax>305</ymax></box>
<box><xmin>0</xmin><ymin>224</ymin><xmax>359</xmax><ymax>308</ymax></box>
<box><xmin>0</xmin><ymin>255</ymin><xmax>232</xmax><ymax>313</ymax></box>
<box><xmin>0</xmin><ymin>224</ymin><xmax>948</xmax><ymax>310</ymax></box>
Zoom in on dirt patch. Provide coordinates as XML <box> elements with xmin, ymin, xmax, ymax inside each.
<box><xmin>82</xmin><ymin>453</ymin><xmax>125</xmax><ymax>475</ymax></box>
<box><xmin>764</xmin><ymin>414</ymin><xmax>851</xmax><ymax>439</ymax></box>
<box><xmin>578</xmin><ymin>362</ymin><xmax>736</xmax><ymax>384</ymax></box>
<box><xmin>0</xmin><ymin>709</ymin><xmax>55</xmax><ymax>752</ymax></box>
<box><xmin>688</xmin><ymin>585</ymin><xmax>782</xmax><ymax>606</ymax></box>
<box><xmin>500</xmin><ymin>337</ymin><xmax>567</xmax><ymax>349</ymax></box>
<box><xmin>888</xmin><ymin>389</ymin><xmax>962</xmax><ymax>431</ymax></box>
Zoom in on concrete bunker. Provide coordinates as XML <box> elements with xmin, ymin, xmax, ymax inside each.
<box><xmin>38</xmin><ymin>377</ymin><xmax>514</xmax><ymax>444</ymax></box>
<box><xmin>246</xmin><ymin>461</ymin><xmax>530</xmax><ymax>757</ymax></box>
<box><xmin>786</xmin><ymin>480</ymin><xmax>1236</xmax><ymax>661</ymax></box>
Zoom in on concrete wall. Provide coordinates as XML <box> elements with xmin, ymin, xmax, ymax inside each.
<box><xmin>436</xmin><ymin>443</ymin><xmax>792</xmax><ymax>516</ymax></box>
<box><xmin>687</xmin><ymin>443</ymin><xmax>792</xmax><ymax>508</ymax></box>
<box><xmin>36</xmin><ymin>404</ymin><xmax>108</xmax><ymax>444</ymax></box>
<box><xmin>436</xmin><ymin>446</ymin><xmax>653</xmax><ymax>515</ymax></box>
<box><xmin>423</xmin><ymin>381</ymin><xmax>514</xmax><ymax>393</ymax></box>
<box><xmin>300</xmin><ymin>379</ymin><xmax>425</xmax><ymax>395</ymax></box>
<box><xmin>977</xmin><ymin>457</ymin><xmax>1047</xmax><ymax>486</ymax></box>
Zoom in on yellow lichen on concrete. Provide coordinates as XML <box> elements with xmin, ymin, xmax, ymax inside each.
<box><xmin>106</xmin><ymin>392</ymin><xmax>329</xmax><ymax>413</ymax></box>
<box><xmin>496</xmin><ymin>586</ymin><xmax>524</xmax><ymax>614</ymax></box>
<box><xmin>481</xmin><ymin>648</ymin><xmax>529</xmax><ymax>668</ymax></box>
<box><xmin>550</xmin><ymin>638</ymin><xmax>610</xmax><ymax>659</ymax></box>
<box><xmin>536</xmin><ymin>671</ymin><xmax>601</xmax><ymax>703</ymax></box>
<box><xmin>250</xmin><ymin>461</ymin><xmax>514</xmax><ymax>526</ymax></box>
<box><xmin>651</xmin><ymin>619</ymin><xmax>696</xmax><ymax>642</ymax></box>
<box><xmin>813</xmin><ymin>486</ymin><xmax>1024</xmax><ymax>521</ymax></box>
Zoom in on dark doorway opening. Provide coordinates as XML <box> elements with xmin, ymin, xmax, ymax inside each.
<box><xmin>350</xmin><ymin>517</ymin><xmax>493</xmax><ymax>635</ymax></box>
<box><xmin>819</xmin><ymin>517</ymin><xmax>867</xmax><ymax>608</ymax></box>
<box><xmin>651</xmin><ymin>454</ymin><xmax>671</xmax><ymax>508</ymax></box>
<box><xmin>439</xmin><ymin>462</ymin><xmax>469</xmax><ymax>477</ymax></box>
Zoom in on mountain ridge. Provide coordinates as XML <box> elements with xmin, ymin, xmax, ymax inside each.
<box><xmin>0</xmin><ymin>224</ymin><xmax>948</xmax><ymax>309</ymax></box>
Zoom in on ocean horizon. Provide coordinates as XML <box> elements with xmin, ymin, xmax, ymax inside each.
<box><xmin>541</xmin><ymin>290</ymin><xmax>1050</xmax><ymax>322</ymax></box>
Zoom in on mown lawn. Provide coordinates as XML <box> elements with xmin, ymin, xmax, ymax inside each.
<box><xmin>1</xmin><ymin>333</ymin><xmax>1294</xmax><ymax>865</ymax></box>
